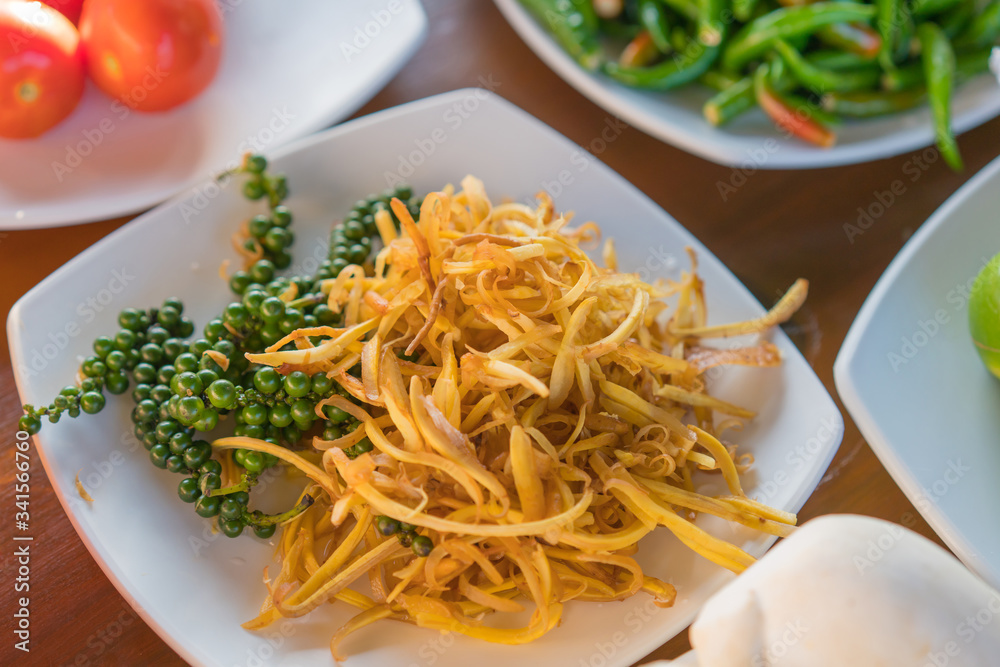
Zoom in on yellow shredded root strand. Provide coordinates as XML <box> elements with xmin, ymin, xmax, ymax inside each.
<box><xmin>237</xmin><ymin>176</ymin><xmax>803</xmax><ymax>659</ymax></box>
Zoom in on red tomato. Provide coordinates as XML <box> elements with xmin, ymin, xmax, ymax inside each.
<box><xmin>0</xmin><ymin>1</ymin><xmax>85</xmax><ymax>139</ymax></box>
<box><xmin>43</xmin><ymin>0</ymin><xmax>84</xmax><ymax>25</ymax></box>
<box><xmin>79</xmin><ymin>0</ymin><xmax>223</xmax><ymax>113</ymax></box>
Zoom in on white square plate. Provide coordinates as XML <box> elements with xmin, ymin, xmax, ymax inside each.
<box><xmin>9</xmin><ymin>89</ymin><xmax>842</xmax><ymax>666</ymax></box>
<box><xmin>836</xmin><ymin>154</ymin><xmax>1000</xmax><ymax>588</ymax></box>
<box><xmin>493</xmin><ymin>0</ymin><xmax>1000</xmax><ymax>169</ymax></box>
<box><xmin>0</xmin><ymin>0</ymin><xmax>426</xmax><ymax>229</ymax></box>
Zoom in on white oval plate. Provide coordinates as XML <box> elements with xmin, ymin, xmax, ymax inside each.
<box><xmin>8</xmin><ymin>89</ymin><xmax>842</xmax><ymax>667</ymax></box>
<box><xmin>835</xmin><ymin>154</ymin><xmax>1000</xmax><ymax>588</ymax></box>
<box><xmin>0</xmin><ymin>0</ymin><xmax>426</xmax><ymax>230</ymax></box>
<box><xmin>493</xmin><ymin>0</ymin><xmax>1000</xmax><ymax>169</ymax></box>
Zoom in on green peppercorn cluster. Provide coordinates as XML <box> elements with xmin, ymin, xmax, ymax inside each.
<box><xmin>19</xmin><ymin>154</ymin><xmax>421</xmax><ymax>542</ymax></box>
<box><xmin>375</xmin><ymin>515</ymin><xmax>433</xmax><ymax>557</ymax></box>
<box><xmin>328</xmin><ymin>186</ymin><xmax>419</xmax><ymax>273</ymax></box>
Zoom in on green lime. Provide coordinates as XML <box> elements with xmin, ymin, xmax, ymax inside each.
<box><xmin>969</xmin><ymin>253</ymin><xmax>1000</xmax><ymax>379</ymax></box>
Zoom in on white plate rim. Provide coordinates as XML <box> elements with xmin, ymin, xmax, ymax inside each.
<box><xmin>493</xmin><ymin>0</ymin><xmax>1000</xmax><ymax>169</ymax></box>
<box><xmin>833</xmin><ymin>154</ymin><xmax>1000</xmax><ymax>581</ymax></box>
<box><xmin>9</xmin><ymin>88</ymin><xmax>844</xmax><ymax>667</ymax></box>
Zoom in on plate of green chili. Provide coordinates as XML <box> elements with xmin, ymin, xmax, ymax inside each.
<box><xmin>495</xmin><ymin>0</ymin><xmax>1000</xmax><ymax>169</ymax></box>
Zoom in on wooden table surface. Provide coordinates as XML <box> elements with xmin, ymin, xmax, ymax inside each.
<box><xmin>2</xmin><ymin>0</ymin><xmax>997</xmax><ymax>665</ymax></box>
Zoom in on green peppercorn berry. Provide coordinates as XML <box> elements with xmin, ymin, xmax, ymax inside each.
<box><xmin>253</xmin><ymin>524</ymin><xmax>277</xmax><ymax>539</ymax></box>
<box><xmin>80</xmin><ymin>391</ymin><xmax>106</xmax><ymax>414</ymax></box>
<box><xmin>268</xmin><ymin>404</ymin><xmax>292</xmax><ymax>428</ymax></box>
<box><xmin>253</xmin><ymin>367</ymin><xmax>281</xmax><ymax>394</ymax></box>
<box><xmin>235</xmin><ymin>421</ymin><xmax>260</xmax><ymax>438</ymax></box>
<box><xmin>263</xmin><ymin>227</ymin><xmax>292</xmax><ymax>253</ymax></box>
<box><xmin>195</xmin><ymin>494</ymin><xmax>221</xmax><ymax>517</ymax></box>
<box><xmin>199</xmin><ymin>459</ymin><xmax>222</xmax><ymax>477</ymax></box>
<box><xmin>398</xmin><ymin>531</ymin><xmax>414</xmax><ymax>548</ymax></box>
<box><xmin>157</xmin><ymin>306</ymin><xmax>180</xmax><ymax>330</ymax></box>
<box><xmin>117</xmin><ymin>308</ymin><xmax>141</xmax><ymax>330</ymax></box>
<box><xmin>173</xmin><ymin>372</ymin><xmax>204</xmax><ymax>397</ymax></box>
<box><xmin>197</xmin><ymin>369</ymin><xmax>219</xmax><ymax>387</ymax></box>
<box><xmin>193</xmin><ymin>409</ymin><xmax>218</xmax><ymax>432</ymax></box>
<box><xmin>199</xmin><ymin>471</ymin><xmax>221</xmax><ymax>495</ymax></box>
<box><xmin>241</xmin><ymin>403</ymin><xmax>267</xmax><ymax>426</ymax></box>
<box><xmin>166</xmin><ymin>456</ymin><xmax>187</xmax><ymax>473</ymax></box>
<box><xmin>229</xmin><ymin>270</ymin><xmax>251</xmax><ymax>295</ymax></box>
<box><xmin>188</xmin><ymin>338</ymin><xmax>211</xmax><ymax>356</ymax></box>
<box><xmin>286</xmin><ymin>399</ymin><xmax>312</xmax><ymax>425</ymax></box>
<box><xmin>156</xmin><ymin>365</ymin><xmax>177</xmax><ymax>385</ymax></box>
<box><xmin>243</xmin><ymin>178</ymin><xmax>265</xmax><ymax>200</ymax></box>
<box><xmin>162</xmin><ymin>337</ymin><xmax>186</xmax><ymax>360</ymax></box>
<box><xmin>168</xmin><ymin>432</ymin><xmax>192</xmax><ymax>457</ymax></box>
<box><xmin>223</xmin><ymin>302</ymin><xmax>249</xmax><ymax>330</ymax></box>
<box><xmin>279</xmin><ymin>308</ymin><xmax>304</xmax><ymax>334</ymax></box>
<box><xmin>177</xmin><ymin>396</ymin><xmax>204</xmax><ymax>425</ymax></box>
<box><xmin>174</xmin><ymin>353</ymin><xmax>199</xmax><ymax>374</ymax></box>
<box><xmin>242</xmin><ymin>289</ymin><xmax>267</xmax><ymax>314</ymax></box>
<box><xmin>376</xmin><ymin>515</ymin><xmax>400</xmax><ymax>536</ymax></box>
<box><xmin>282</xmin><ymin>425</ymin><xmax>301</xmax><ymax>444</ymax></box>
<box><xmin>411</xmin><ymin>535</ymin><xmax>433</xmax><ymax>557</ymax></box>
<box><xmin>105</xmin><ymin>372</ymin><xmax>129</xmax><ymax>395</ymax></box>
<box><xmin>132</xmin><ymin>363</ymin><xmax>156</xmax><ymax>384</ymax></box>
<box><xmin>205</xmin><ymin>379</ymin><xmax>236</xmax><ymax>409</ymax></box>
<box><xmin>204</xmin><ymin>318</ymin><xmax>227</xmax><ymax>342</ymax></box>
<box><xmin>92</xmin><ymin>336</ymin><xmax>113</xmax><ymax>358</ymax></box>
<box><xmin>282</xmin><ymin>371</ymin><xmax>310</xmax><ymax>398</ymax></box>
<box><xmin>249</xmin><ymin>259</ymin><xmax>275</xmax><ymax>285</ymax></box>
<box><xmin>330</xmin><ymin>257</ymin><xmax>349</xmax><ymax>275</ymax></box>
<box><xmin>176</xmin><ymin>318</ymin><xmax>195</xmax><ymax>338</ymax></box>
<box><xmin>321</xmin><ymin>425</ymin><xmax>343</xmax><ymax>441</ymax></box>
<box><xmin>324</xmin><ymin>405</ymin><xmax>350</xmax><ymax>424</ymax></box>
<box><xmin>18</xmin><ymin>414</ymin><xmax>41</xmax><ymax>434</ymax></box>
<box><xmin>178</xmin><ymin>477</ymin><xmax>201</xmax><ymax>503</ymax></box>
<box><xmin>260</xmin><ymin>296</ymin><xmax>285</xmax><ymax>323</ymax></box>
<box><xmin>132</xmin><ymin>384</ymin><xmax>152</xmax><ymax>402</ymax></box>
<box><xmin>331</xmin><ymin>244</ymin><xmax>351</xmax><ymax>262</ymax></box>
<box><xmin>272</xmin><ymin>205</ymin><xmax>291</xmax><ymax>227</ymax></box>
<box><xmin>139</xmin><ymin>343</ymin><xmax>163</xmax><ymax>365</ymax></box>
<box><xmin>242</xmin><ymin>451</ymin><xmax>265</xmax><ymax>473</ymax></box>
<box><xmin>248</xmin><ymin>214</ymin><xmax>271</xmax><ymax>239</ymax></box>
<box><xmin>220</xmin><ymin>498</ymin><xmax>244</xmax><ymax>521</ymax></box>
<box><xmin>149</xmin><ymin>444</ymin><xmax>170</xmax><ymax>468</ymax></box>
<box><xmin>348</xmin><ymin>244</ymin><xmax>368</xmax><ymax>265</ymax></box>
<box><xmin>354</xmin><ymin>437</ymin><xmax>373</xmax><ymax>455</ymax></box>
<box><xmin>245</xmin><ymin>154</ymin><xmax>267</xmax><ymax>174</ymax></box>
<box><xmin>219</xmin><ymin>517</ymin><xmax>244</xmax><ymax>538</ymax></box>
<box><xmin>83</xmin><ymin>358</ymin><xmax>108</xmax><ymax>378</ymax></box>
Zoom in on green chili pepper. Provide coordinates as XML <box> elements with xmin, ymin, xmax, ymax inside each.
<box><xmin>638</xmin><ymin>0</ymin><xmax>673</xmax><ymax>52</ymax></box>
<box><xmin>954</xmin><ymin>0</ymin><xmax>1000</xmax><ymax>50</ymax></box>
<box><xmin>918</xmin><ymin>22</ymin><xmax>962</xmax><ymax>170</ymax></box>
<box><xmin>733</xmin><ymin>0</ymin><xmax>761</xmax><ymax>23</ymax></box>
<box><xmin>912</xmin><ymin>0</ymin><xmax>963</xmax><ymax>20</ymax></box>
<box><xmin>520</xmin><ymin>0</ymin><xmax>603</xmax><ymax>70</ymax></box>
<box><xmin>700</xmin><ymin>69</ymin><xmax>741</xmax><ymax>91</ymax></box>
<box><xmin>723</xmin><ymin>3</ymin><xmax>878</xmax><ymax>71</ymax></box>
<box><xmin>604</xmin><ymin>0</ymin><xmax>724</xmax><ymax>90</ymax></box>
<box><xmin>704</xmin><ymin>77</ymin><xmax>756</xmax><ymax>125</ymax></box>
<box><xmin>806</xmin><ymin>50</ymin><xmax>882</xmax><ymax>70</ymax></box>
<box><xmin>821</xmin><ymin>87</ymin><xmax>927</xmax><ymax>116</ymax></box>
<box><xmin>773</xmin><ymin>39</ymin><xmax>880</xmax><ymax>92</ymax></box>
<box><xmin>882</xmin><ymin>47</ymin><xmax>991</xmax><ymax>90</ymax></box>
<box><xmin>815</xmin><ymin>22</ymin><xmax>883</xmax><ymax>58</ymax></box>
<box><xmin>753</xmin><ymin>65</ymin><xmax>837</xmax><ymax>147</ymax></box>
<box><xmin>875</xmin><ymin>0</ymin><xmax>901</xmax><ymax>68</ymax></box>
<box><xmin>660</xmin><ymin>0</ymin><xmax>700</xmax><ymax>22</ymax></box>
<box><xmin>939</xmin><ymin>0</ymin><xmax>976</xmax><ymax>40</ymax></box>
